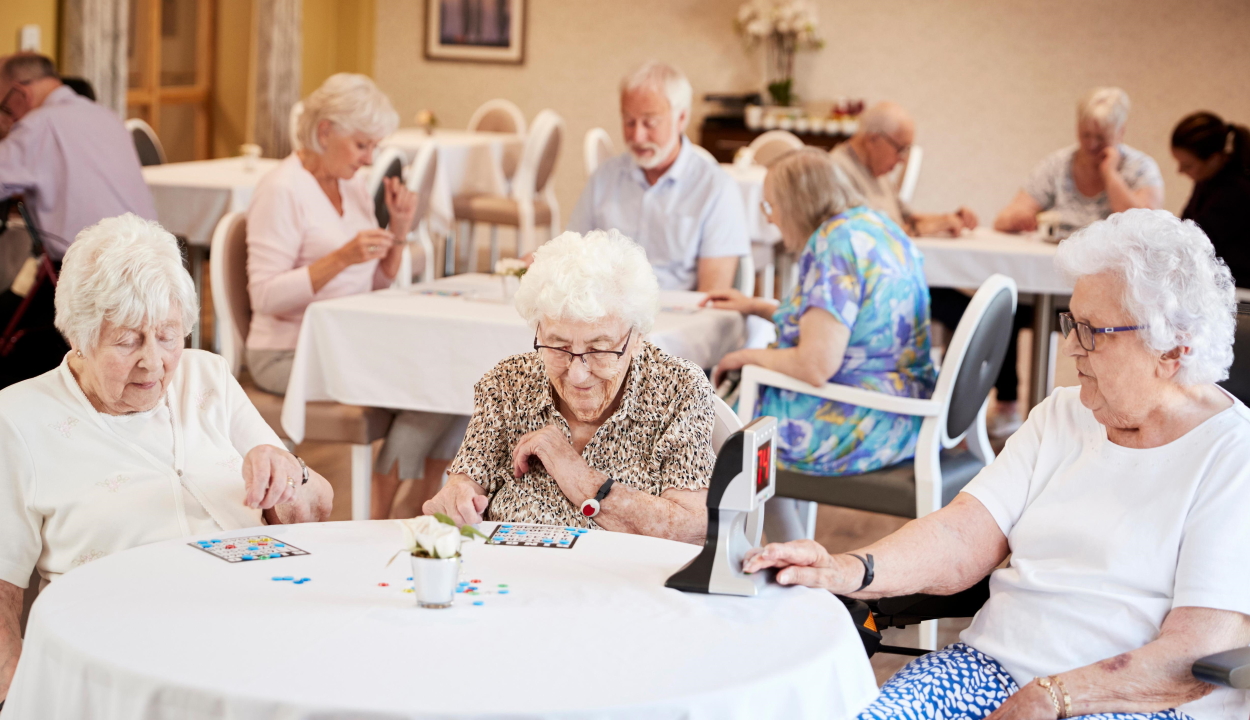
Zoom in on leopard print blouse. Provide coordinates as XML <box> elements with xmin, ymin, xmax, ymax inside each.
<box><xmin>447</xmin><ymin>340</ymin><xmax>716</xmax><ymax>528</ymax></box>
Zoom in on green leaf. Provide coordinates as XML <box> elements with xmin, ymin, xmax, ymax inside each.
<box><xmin>433</xmin><ymin>513</ymin><xmax>456</xmax><ymax>527</ymax></box>
<box><xmin>460</xmin><ymin>525</ymin><xmax>488</xmax><ymax>540</ymax></box>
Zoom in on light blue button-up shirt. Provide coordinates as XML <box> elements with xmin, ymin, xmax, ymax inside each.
<box><xmin>568</xmin><ymin>138</ymin><xmax>749</xmax><ymax>290</ymax></box>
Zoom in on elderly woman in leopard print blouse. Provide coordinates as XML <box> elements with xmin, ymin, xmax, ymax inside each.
<box><xmin>422</xmin><ymin>230</ymin><xmax>716</xmax><ymax>544</ymax></box>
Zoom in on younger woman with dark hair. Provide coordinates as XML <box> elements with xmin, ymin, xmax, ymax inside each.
<box><xmin>1172</xmin><ymin>111</ymin><xmax>1250</xmax><ymax>286</ymax></box>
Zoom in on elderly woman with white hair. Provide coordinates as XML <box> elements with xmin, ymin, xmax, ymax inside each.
<box><xmin>0</xmin><ymin>214</ymin><xmax>333</xmax><ymax>704</ymax></box>
<box><xmin>747</xmin><ymin>209</ymin><xmax>1250</xmax><ymax>720</ymax></box>
<box><xmin>247</xmin><ymin>72</ymin><xmax>455</xmax><ymax>518</ymax></box>
<box><xmin>996</xmin><ymin>87</ymin><xmax>1164</xmax><ymax>234</ymax></box>
<box><xmin>422</xmin><ymin>230</ymin><xmax>716</xmax><ymax>543</ymax></box>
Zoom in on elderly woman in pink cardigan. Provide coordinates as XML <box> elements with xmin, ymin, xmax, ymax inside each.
<box><xmin>246</xmin><ymin>73</ymin><xmax>458</xmax><ymax>518</ymax></box>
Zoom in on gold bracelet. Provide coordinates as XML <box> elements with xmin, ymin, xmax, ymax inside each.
<box><xmin>1036</xmin><ymin>677</ymin><xmax>1065</xmax><ymax>719</ymax></box>
<box><xmin>1052</xmin><ymin>675</ymin><xmax>1073</xmax><ymax>718</ymax></box>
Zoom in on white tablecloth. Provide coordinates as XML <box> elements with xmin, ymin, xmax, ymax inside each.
<box><xmin>7</xmin><ymin>521</ymin><xmax>879</xmax><ymax>720</ymax></box>
<box><xmin>913</xmin><ymin>228</ymin><xmax>1070</xmax><ymax>295</ymax></box>
<box><xmin>382</xmin><ymin>128</ymin><xmax>525</xmax><ymax>236</ymax></box>
<box><xmin>142</xmin><ymin>157</ymin><xmax>281</xmax><ymax>247</ymax></box>
<box><xmin>281</xmin><ymin>274</ymin><xmax>746</xmax><ymax>443</ymax></box>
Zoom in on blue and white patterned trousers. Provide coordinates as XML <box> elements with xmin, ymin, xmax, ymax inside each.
<box><xmin>857</xmin><ymin>643</ymin><xmax>1195</xmax><ymax>720</ymax></box>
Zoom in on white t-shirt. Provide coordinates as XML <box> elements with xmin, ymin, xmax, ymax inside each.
<box><xmin>960</xmin><ymin>386</ymin><xmax>1250</xmax><ymax>720</ymax></box>
<box><xmin>0</xmin><ymin>350</ymin><xmax>284</xmax><ymax>588</ymax></box>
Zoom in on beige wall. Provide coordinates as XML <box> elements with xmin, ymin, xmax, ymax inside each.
<box><xmin>0</xmin><ymin>0</ymin><xmax>58</xmax><ymax>61</ymax></box>
<box><xmin>212</xmin><ymin>0</ymin><xmax>255</xmax><ymax>158</ymax></box>
<box><xmin>303</xmin><ymin>0</ymin><xmax>376</xmax><ymax>97</ymax></box>
<box><xmin>373</xmin><ymin>0</ymin><xmax>1250</xmax><ymax>226</ymax></box>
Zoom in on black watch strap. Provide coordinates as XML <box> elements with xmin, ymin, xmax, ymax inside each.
<box><xmin>593</xmin><ymin>476</ymin><xmax>615</xmax><ymax>502</ymax></box>
<box><xmin>848</xmin><ymin>553</ymin><xmax>875</xmax><ymax>592</ymax></box>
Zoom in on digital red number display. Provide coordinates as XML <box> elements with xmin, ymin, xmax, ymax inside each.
<box><xmin>755</xmin><ymin>442</ymin><xmax>771</xmax><ymax>493</ymax></box>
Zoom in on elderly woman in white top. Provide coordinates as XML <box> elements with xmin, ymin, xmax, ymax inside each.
<box><xmin>423</xmin><ymin>230</ymin><xmax>716</xmax><ymax>543</ymax></box>
<box><xmin>0</xmin><ymin>214</ymin><xmax>333</xmax><ymax>704</ymax></box>
<box><xmin>747</xmin><ymin>210</ymin><xmax>1250</xmax><ymax>720</ymax></box>
<box><xmin>996</xmin><ymin>87</ymin><xmax>1164</xmax><ymax>235</ymax></box>
<box><xmin>247</xmin><ymin>72</ymin><xmax>455</xmax><ymax>518</ymax></box>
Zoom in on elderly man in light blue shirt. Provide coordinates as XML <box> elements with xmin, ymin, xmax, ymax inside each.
<box><xmin>569</xmin><ymin>62</ymin><xmax>749</xmax><ymax>292</ymax></box>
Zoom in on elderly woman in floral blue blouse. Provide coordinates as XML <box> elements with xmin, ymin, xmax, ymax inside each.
<box><xmin>706</xmin><ymin>147</ymin><xmax>935</xmax><ymax>540</ymax></box>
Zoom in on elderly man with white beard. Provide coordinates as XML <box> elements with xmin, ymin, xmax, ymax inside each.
<box><xmin>568</xmin><ymin>61</ymin><xmax>749</xmax><ymax>291</ymax></box>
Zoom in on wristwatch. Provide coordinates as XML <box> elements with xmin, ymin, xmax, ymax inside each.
<box><xmin>579</xmin><ymin>476</ymin><xmax>616</xmax><ymax>518</ymax></box>
<box><xmin>295</xmin><ymin>456</ymin><xmax>309</xmax><ymax>485</ymax></box>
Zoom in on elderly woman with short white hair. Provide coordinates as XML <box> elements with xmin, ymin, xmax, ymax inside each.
<box><xmin>996</xmin><ymin>87</ymin><xmax>1165</xmax><ymax>235</ymax></box>
<box><xmin>247</xmin><ymin>72</ymin><xmax>455</xmax><ymax>519</ymax></box>
<box><xmin>747</xmin><ymin>209</ymin><xmax>1250</xmax><ymax>720</ymax></box>
<box><xmin>0</xmin><ymin>214</ymin><xmax>333</xmax><ymax>703</ymax></box>
<box><xmin>423</xmin><ymin>230</ymin><xmax>716</xmax><ymax>543</ymax></box>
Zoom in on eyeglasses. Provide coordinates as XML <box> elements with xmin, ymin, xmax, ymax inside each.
<box><xmin>1058</xmin><ymin>312</ymin><xmax>1145</xmax><ymax>351</ymax></box>
<box><xmin>534</xmin><ymin>328</ymin><xmax>633</xmax><ymax>372</ymax></box>
<box><xmin>878</xmin><ymin>133</ymin><xmax>911</xmax><ymax>156</ymax></box>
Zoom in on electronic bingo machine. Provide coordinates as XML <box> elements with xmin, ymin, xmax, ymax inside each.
<box><xmin>665</xmin><ymin>416</ymin><xmax>777</xmax><ymax>596</ymax></box>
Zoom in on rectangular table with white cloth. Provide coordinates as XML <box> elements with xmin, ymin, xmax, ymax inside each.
<box><xmin>913</xmin><ymin>228</ymin><xmax>1072</xmax><ymax>410</ymax></box>
<box><xmin>382</xmin><ymin>128</ymin><xmax>525</xmax><ymax>272</ymax></box>
<box><xmin>142</xmin><ymin>157</ymin><xmax>282</xmax><ymax>347</ymax></box>
<box><xmin>282</xmin><ymin>274</ymin><xmax>746</xmax><ymax>516</ymax></box>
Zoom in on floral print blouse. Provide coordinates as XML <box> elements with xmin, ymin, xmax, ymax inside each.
<box><xmin>756</xmin><ymin>206</ymin><xmax>936</xmax><ymax>475</ymax></box>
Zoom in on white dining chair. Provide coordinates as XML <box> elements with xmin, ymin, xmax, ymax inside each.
<box><xmin>125</xmin><ymin>118</ymin><xmax>166</xmax><ymax>166</ymax></box>
<box><xmin>897</xmin><ymin>145</ymin><xmax>924</xmax><ymax>205</ymax></box>
<box><xmin>209</xmin><ymin>213</ymin><xmax>393</xmax><ymax>521</ymax></box>
<box><xmin>583</xmin><ymin>127</ymin><xmax>614</xmax><ymax>177</ymax></box>
<box><xmin>367</xmin><ymin>146</ymin><xmax>409</xmax><ymax>230</ymax></box>
<box><xmin>454</xmin><ymin>109</ymin><xmax>564</xmax><ymax>272</ymax></box>
<box><xmin>288</xmin><ymin>101</ymin><xmax>304</xmax><ymax>152</ymax></box>
<box><xmin>747</xmin><ymin>130</ymin><xmax>804</xmax><ymax>167</ymax></box>
<box><xmin>468</xmin><ymin>99</ymin><xmax>527</xmax><ymax>135</ymax></box>
<box><xmin>403</xmin><ymin>142</ymin><xmax>439</xmax><ymax>284</ymax></box>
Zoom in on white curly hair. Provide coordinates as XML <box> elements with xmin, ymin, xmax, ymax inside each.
<box><xmin>514</xmin><ymin>230</ymin><xmax>660</xmax><ymax>334</ymax></box>
<box><xmin>54</xmin><ymin>214</ymin><xmax>198</xmax><ymax>353</ymax></box>
<box><xmin>1056</xmin><ymin>209</ymin><xmax>1235</xmax><ymax>385</ymax></box>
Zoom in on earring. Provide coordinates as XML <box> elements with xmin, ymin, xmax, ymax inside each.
<box><xmin>75</xmin><ymin>350</ymin><xmax>84</xmax><ymax>358</ymax></box>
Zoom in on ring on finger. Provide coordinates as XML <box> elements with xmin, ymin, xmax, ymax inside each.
<box><xmin>286</xmin><ymin>477</ymin><xmax>296</xmax><ymax>488</ymax></box>
<box><xmin>367</xmin><ymin>244</ymin><xmax>379</xmax><ymax>252</ymax></box>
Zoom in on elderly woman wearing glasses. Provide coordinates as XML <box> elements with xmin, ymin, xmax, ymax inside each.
<box><xmin>746</xmin><ymin>210</ymin><xmax>1250</xmax><ymax>720</ymax></box>
<box><xmin>422</xmin><ymin>230</ymin><xmax>716</xmax><ymax>543</ymax></box>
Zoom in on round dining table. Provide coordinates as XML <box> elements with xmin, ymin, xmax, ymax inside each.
<box><xmin>7</xmin><ymin>521</ymin><xmax>879</xmax><ymax>720</ymax></box>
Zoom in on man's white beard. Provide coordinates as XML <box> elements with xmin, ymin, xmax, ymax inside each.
<box><xmin>630</xmin><ymin>132</ymin><xmax>681</xmax><ymax>170</ymax></box>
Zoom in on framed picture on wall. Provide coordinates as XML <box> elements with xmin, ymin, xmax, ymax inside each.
<box><xmin>425</xmin><ymin>0</ymin><xmax>527</xmax><ymax>64</ymax></box>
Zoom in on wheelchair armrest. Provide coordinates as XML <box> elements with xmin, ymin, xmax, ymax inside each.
<box><xmin>870</xmin><ymin>576</ymin><xmax>992</xmax><ymax>628</ymax></box>
<box><xmin>1193</xmin><ymin>647</ymin><xmax>1250</xmax><ymax>689</ymax></box>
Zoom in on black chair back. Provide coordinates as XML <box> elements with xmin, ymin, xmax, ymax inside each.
<box><xmin>131</xmin><ymin>127</ymin><xmax>164</xmax><ymax>167</ymax></box>
<box><xmin>946</xmin><ymin>286</ymin><xmax>1015</xmax><ymax>439</ymax></box>
<box><xmin>373</xmin><ymin>157</ymin><xmax>405</xmax><ymax>229</ymax></box>
<box><xmin>1220</xmin><ymin>303</ymin><xmax>1250</xmax><ymax>405</ymax></box>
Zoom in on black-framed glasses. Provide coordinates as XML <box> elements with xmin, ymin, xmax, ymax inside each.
<box><xmin>534</xmin><ymin>327</ymin><xmax>633</xmax><ymax>372</ymax></box>
<box><xmin>1059</xmin><ymin>312</ymin><xmax>1145</xmax><ymax>351</ymax></box>
<box><xmin>878</xmin><ymin>132</ymin><xmax>911</xmax><ymax>156</ymax></box>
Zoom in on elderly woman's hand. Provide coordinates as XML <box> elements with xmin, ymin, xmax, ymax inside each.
<box><xmin>700</xmin><ymin>289</ymin><xmax>778</xmax><ymax>319</ymax></box>
<box><xmin>511</xmin><ymin>425</ymin><xmax>593</xmax><ymax>489</ymax></box>
<box><xmin>242</xmin><ymin>445</ymin><xmax>304</xmax><ymax>509</ymax></box>
<box><xmin>742</xmin><ymin>540</ymin><xmax>863</xmax><ymax>593</ymax></box>
<box><xmin>336</xmin><ymin>228</ymin><xmax>396</xmax><ymax>266</ymax></box>
<box><xmin>422</xmin><ymin>474</ymin><xmax>489</xmax><ymax>525</ymax></box>
<box><xmin>712</xmin><ymin>349</ymin><xmax>753</xmax><ymax>387</ymax></box>
<box><xmin>383</xmin><ymin>176</ymin><xmax>418</xmax><ymax>239</ymax></box>
<box><xmin>985</xmin><ymin>682</ymin><xmax>1059</xmax><ymax>720</ymax></box>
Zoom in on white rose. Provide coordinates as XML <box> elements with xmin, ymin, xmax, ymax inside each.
<box><xmin>432</xmin><ymin>526</ymin><xmax>462</xmax><ymax>559</ymax></box>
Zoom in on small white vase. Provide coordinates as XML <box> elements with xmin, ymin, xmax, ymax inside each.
<box><xmin>410</xmin><ymin>554</ymin><xmax>459</xmax><ymax>608</ymax></box>
<box><xmin>500</xmin><ymin>274</ymin><xmax>520</xmax><ymax>301</ymax></box>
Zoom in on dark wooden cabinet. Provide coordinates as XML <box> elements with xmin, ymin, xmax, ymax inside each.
<box><xmin>698</xmin><ymin>117</ymin><xmax>849</xmax><ymax>163</ymax></box>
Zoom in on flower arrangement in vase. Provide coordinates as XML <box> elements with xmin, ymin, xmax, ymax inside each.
<box><xmin>398</xmin><ymin>515</ymin><xmax>486</xmax><ymax>608</ymax></box>
<box><xmin>735</xmin><ymin>0</ymin><xmax>824</xmax><ymax>107</ymax></box>
<box><xmin>494</xmin><ymin>257</ymin><xmax>528</xmax><ymax>300</ymax></box>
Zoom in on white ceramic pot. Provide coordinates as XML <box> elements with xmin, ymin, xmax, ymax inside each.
<box><xmin>500</xmin><ymin>274</ymin><xmax>520</xmax><ymax>300</ymax></box>
<box><xmin>744</xmin><ymin>104</ymin><xmax>763</xmax><ymax>130</ymax></box>
<box><xmin>410</xmin><ymin>554</ymin><xmax>459</xmax><ymax>608</ymax></box>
